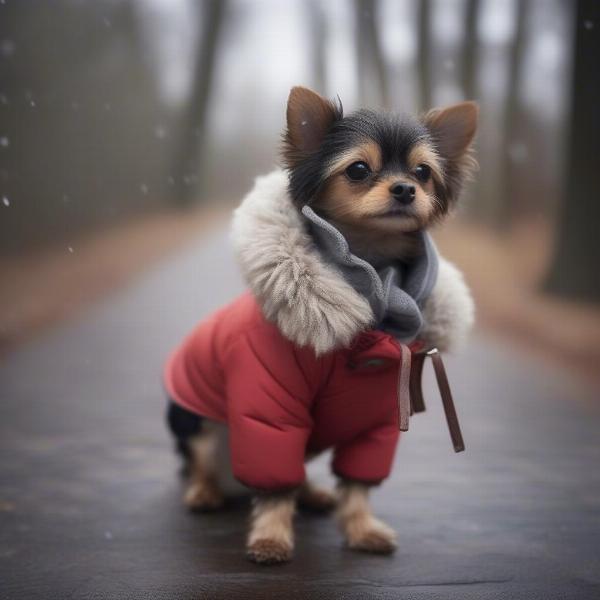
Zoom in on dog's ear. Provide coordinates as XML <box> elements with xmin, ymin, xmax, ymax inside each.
<box><xmin>282</xmin><ymin>86</ymin><xmax>342</xmax><ymax>168</ymax></box>
<box><xmin>423</xmin><ymin>101</ymin><xmax>478</xmax><ymax>161</ymax></box>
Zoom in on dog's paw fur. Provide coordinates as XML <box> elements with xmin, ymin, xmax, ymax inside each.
<box><xmin>246</xmin><ymin>538</ymin><xmax>293</xmax><ymax>565</ymax></box>
<box><xmin>298</xmin><ymin>483</ymin><xmax>337</xmax><ymax>513</ymax></box>
<box><xmin>345</xmin><ymin>516</ymin><xmax>397</xmax><ymax>554</ymax></box>
<box><xmin>183</xmin><ymin>481</ymin><xmax>224</xmax><ymax>511</ymax></box>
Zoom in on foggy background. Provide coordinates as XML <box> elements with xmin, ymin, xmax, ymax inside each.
<box><xmin>2</xmin><ymin>3</ymin><xmax>600</xmax><ymax>596</ymax></box>
<box><xmin>0</xmin><ymin>0</ymin><xmax>598</xmax><ymax>380</ymax></box>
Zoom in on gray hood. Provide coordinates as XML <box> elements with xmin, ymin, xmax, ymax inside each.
<box><xmin>302</xmin><ymin>205</ymin><xmax>439</xmax><ymax>343</ymax></box>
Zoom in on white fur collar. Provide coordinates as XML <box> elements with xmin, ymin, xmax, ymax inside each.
<box><xmin>231</xmin><ymin>170</ymin><xmax>474</xmax><ymax>355</ymax></box>
<box><xmin>231</xmin><ymin>170</ymin><xmax>374</xmax><ymax>354</ymax></box>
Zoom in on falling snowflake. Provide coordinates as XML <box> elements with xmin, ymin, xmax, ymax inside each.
<box><xmin>0</xmin><ymin>40</ymin><xmax>15</xmax><ymax>58</ymax></box>
<box><xmin>154</xmin><ymin>125</ymin><xmax>167</xmax><ymax>140</ymax></box>
<box><xmin>2</xmin><ymin>196</ymin><xmax>9</xmax><ymax>207</ymax></box>
<box><xmin>140</xmin><ymin>183</ymin><xmax>149</xmax><ymax>195</ymax></box>
<box><xmin>584</xmin><ymin>20</ymin><xmax>594</xmax><ymax>30</ymax></box>
<box><xmin>0</xmin><ymin>136</ymin><xmax>8</xmax><ymax>147</ymax></box>
<box><xmin>508</xmin><ymin>141</ymin><xmax>528</xmax><ymax>164</ymax></box>
<box><xmin>67</xmin><ymin>246</ymin><xmax>74</xmax><ymax>253</ymax></box>
<box><xmin>29</xmin><ymin>99</ymin><xmax>36</xmax><ymax>108</ymax></box>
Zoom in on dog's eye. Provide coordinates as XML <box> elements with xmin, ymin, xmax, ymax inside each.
<box><xmin>414</xmin><ymin>164</ymin><xmax>431</xmax><ymax>183</ymax></box>
<box><xmin>345</xmin><ymin>161</ymin><xmax>371</xmax><ymax>181</ymax></box>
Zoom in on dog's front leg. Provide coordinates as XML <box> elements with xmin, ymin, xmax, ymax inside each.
<box><xmin>335</xmin><ymin>480</ymin><xmax>397</xmax><ymax>554</ymax></box>
<box><xmin>246</xmin><ymin>491</ymin><xmax>296</xmax><ymax>564</ymax></box>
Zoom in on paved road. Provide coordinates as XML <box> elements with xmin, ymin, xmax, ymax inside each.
<box><xmin>1</xmin><ymin>229</ymin><xmax>599</xmax><ymax>600</ymax></box>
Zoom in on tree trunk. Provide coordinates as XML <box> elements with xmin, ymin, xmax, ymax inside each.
<box><xmin>306</xmin><ymin>0</ymin><xmax>327</xmax><ymax>95</ymax></box>
<box><xmin>545</xmin><ymin>0</ymin><xmax>600</xmax><ymax>302</ymax></box>
<box><xmin>459</xmin><ymin>0</ymin><xmax>481</xmax><ymax>215</ymax></box>
<box><xmin>354</xmin><ymin>0</ymin><xmax>389</xmax><ymax>108</ymax></box>
<box><xmin>173</xmin><ymin>0</ymin><xmax>227</xmax><ymax>205</ymax></box>
<box><xmin>461</xmin><ymin>0</ymin><xmax>480</xmax><ymax>101</ymax></box>
<box><xmin>416</xmin><ymin>0</ymin><xmax>432</xmax><ymax>112</ymax></box>
<box><xmin>485</xmin><ymin>0</ymin><xmax>527</xmax><ymax>228</ymax></box>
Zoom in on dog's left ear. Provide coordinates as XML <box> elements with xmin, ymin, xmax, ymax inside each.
<box><xmin>282</xmin><ymin>86</ymin><xmax>342</xmax><ymax>168</ymax></box>
<box><xmin>423</xmin><ymin>101</ymin><xmax>478</xmax><ymax>160</ymax></box>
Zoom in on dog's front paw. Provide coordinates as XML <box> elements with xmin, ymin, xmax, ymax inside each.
<box><xmin>246</xmin><ymin>538</ymin><xmax>293</xmax><ymax>565</ymax></box>
<box><xmin>345</xmin><ymin>516</ymin><xmax>397</xmax><ymax>554</ymax></box>
<box><xmin>183</xmin><ymin>481</ymin><xmax>224</xmax><ymax>511</ymax></box>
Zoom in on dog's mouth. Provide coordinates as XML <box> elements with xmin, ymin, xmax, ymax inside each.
<box><xmin>373</xmin><ymin>205</ymin><xmax>416</xmax><ymax>219</ymax></box>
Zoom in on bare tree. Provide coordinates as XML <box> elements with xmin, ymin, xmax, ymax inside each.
<box><xmin>306</xmin><ymin>0</ymin><xmax>327</xmax><ymax>95</ymax></box>
<box><xmin>354</xmin><ymin>0</ymin><xmax>389</xmax><ymax>108</ymax></box>
<box><xmin>416</xmin><ymin>0</ymin><xmax>432</xmax><ymax>112</ymax></box>
<box><xmin>458</xmin><ymin>0</ymin><xmax>481</xmax><ymax>215</ymax></box>
<box><xmin>173</xmin><ymin>0</ymin><xmax>228</xmax><ymax>205</ymax></box>
<box><xmin>545</xmin><ymin>0</ymin><xmax>600</xmax><ymax>302</ymax></box>
<box><xmin>461</xmin><ymin>0</ymin><xmax>481</xmax><ymax>101</ymax></box>
<box><xmin>489</xmin><ymin>0</ymin><xmax>528</xmax><ymax>227</ymax></box>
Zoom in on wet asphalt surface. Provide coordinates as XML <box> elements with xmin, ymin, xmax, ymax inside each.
<box><xmin>1</xmin><ymin>229</ymin><xmax>599</xmax><ymax>599</ymax></box>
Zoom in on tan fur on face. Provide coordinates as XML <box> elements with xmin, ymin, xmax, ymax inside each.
<box><xmin>314</xmin><ymin>138</ymin><xmax>442</xmax><ymax>236</ymax></box>
<box><xmin>247</xmin><ymin>493</ymin><xmax>296</xmax><ymax>564</ymax></box>
<box><xmin>324</xmin><ymin>140</ymin><xmax>382</xmax><ymax>178</ymax></box>
<box><xmin>407</xmin><ymin>142</ymin><xmax>443</xmax><ymax>183</ymax></box>
<box><xmin>312</xmin><ymin>138</ymin><xmax>445</xmax><ymax>262</ymax></box>
<box><xmin>313</xmin><ymin>176</ymin><xmax>437</xmax><ymax>264</ymax></box>
<box><xmin>315</xmin><ymin>175</ymin><xmax>433</xmax><ymax>226</ymax></box>
<box><xmin>336</xmin><ymin>482</ymin><xmax>396</xmax><ymax>554</ymax></box>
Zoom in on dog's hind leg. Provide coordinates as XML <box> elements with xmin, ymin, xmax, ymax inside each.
<box><xmin>166</xmin><ymin>401</ymin><xmax>224</xmax><ymax>510</ymax></box>
<box><xmin>297</xmin><ymin>480</ymin><xmax>337</xmax><ymax>512</ymax></box>
<box><xmin>183</xmin><ymin>425</ymin><xmax>224</xmax><ymax>511</ymax></box>
<box><xmin>297</xmin><ymin>452</ymin><xmax>337</xmax><ymax>512</ymax></box>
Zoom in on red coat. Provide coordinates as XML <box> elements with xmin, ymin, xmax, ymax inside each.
<box><xmin>164</xmin><ymin>171</ymin><xmax>475</xmax><ymax>491</ymax></box>
<box><xmin>164</xmin><ymin>292</ymin><xmax>410</xmax><ymax>491</ymax></box>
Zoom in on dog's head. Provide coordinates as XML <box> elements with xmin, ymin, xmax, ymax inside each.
<box><xmin>282</xmin><ymin>86</ymin><xmax>478</xmax><ymax>235</ymax></box>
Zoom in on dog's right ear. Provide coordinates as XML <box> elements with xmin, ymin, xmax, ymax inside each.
<box><xmin>423</xmin><ymin>101</ymin><xmax>478</xmax><ymax>162</ymax></box>
<box><xmin>282</xmin><ymin>86</ymin><xmax>342</xmax><ymax>169</ymax></box>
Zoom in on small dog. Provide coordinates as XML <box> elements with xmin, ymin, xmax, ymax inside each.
<box><xmin>165</xmin><ymin>86</ymin><xmax>476</xmax><ymax>564</ymax></box>
<box><xmin>284</xmin><ymin>86</ymin><xmax>477</xmax><ymax>265</ymax></box>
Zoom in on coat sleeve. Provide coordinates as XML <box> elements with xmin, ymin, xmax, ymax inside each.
<box><xmin>223</xmin><ymin>328</ymin><xmax>317</xmax><ymax>491</ymax></box>
<box><xmin>331</xmin><ymin>421</ymin><xmax>400</xmax><ymax>484</ymax></box>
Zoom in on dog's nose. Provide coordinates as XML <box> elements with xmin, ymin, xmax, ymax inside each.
<box><xmin>390</xmin><ymin>182</ymin><xmax>415</xmax><ymax>205</ymax></box>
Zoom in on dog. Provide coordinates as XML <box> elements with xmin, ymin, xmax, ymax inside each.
<box><xmin>164</xmin><ymin>86</ymin><xmax>476</xmax><ymax>564</ymax></box>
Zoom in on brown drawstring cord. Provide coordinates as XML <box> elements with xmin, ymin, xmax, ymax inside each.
<box><xmin>397</xmin><ymin>344</ymin><xmax>411</xmax><ymax>432</ymax></box>
<box><xmin>406</xmin><ymin>348</ymin><xmax>465</xmax><ymax>453</ymax></box>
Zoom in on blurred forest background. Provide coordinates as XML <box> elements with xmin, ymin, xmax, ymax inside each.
<box><xmin>0</xmin><ymin>0</ymin><xmax>598</xmax><ymax>381</ymax></box>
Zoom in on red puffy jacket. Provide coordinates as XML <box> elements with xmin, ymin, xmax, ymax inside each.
<box><xmin>165</xmin><ymin>292</ymin><xmax>411</xmax><ymax>490</ymax></box>
<box><xmin>164</xmin><ymin>171</ymin><xmax>474</xmax><ymax>491</ymax></box>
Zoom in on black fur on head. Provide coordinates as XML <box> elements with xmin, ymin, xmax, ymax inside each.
<box><xmin>281</xmin><ymin>86</ymin><xmax>478</xmax><ymax>219</ymax></box>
